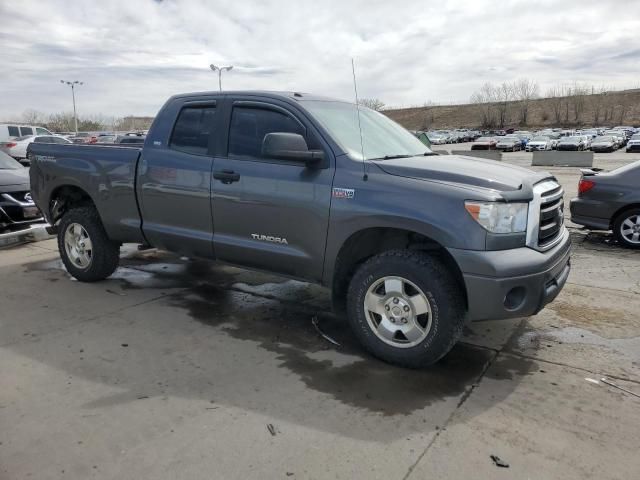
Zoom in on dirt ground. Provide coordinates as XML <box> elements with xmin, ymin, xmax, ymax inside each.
<box><xmin>1</xmin><ymin>149</ymin><xmax>639</xmax><ymax>479</ymax></box>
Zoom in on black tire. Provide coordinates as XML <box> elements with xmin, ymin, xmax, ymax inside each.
<box><xmin>57</xmin><ymin>205</ymin><xmax>120</xmax><ymax>281</ymax></box>
<box><xmin>613</xmin><ymin>208</ymin><xmax>640</xmax><ymax>249</ymax></box>
<box><xmin>346</xmin><ymin>250</ymin><xmax>466</xmax><ymax>368</ymax></box>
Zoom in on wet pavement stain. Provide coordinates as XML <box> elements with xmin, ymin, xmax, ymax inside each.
<box><xmin>23</xmin><ymin>250</ymin><xmax>536</xmax><ymax>416</ymax></box>
<box><xmin>169</xmin><ymin>283</ymin><xmax>535</xmax><ymax>416</ymax></box>
<box><xmin>516</xmin><ymin>327</ymin><xmax>640</xmax><ymax>363</ymax></box>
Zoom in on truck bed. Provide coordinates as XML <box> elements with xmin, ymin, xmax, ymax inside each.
<box><xmin>28</xmin><ymin>143</ymin><xmax>145</xmax><ymax>243</ymax></box>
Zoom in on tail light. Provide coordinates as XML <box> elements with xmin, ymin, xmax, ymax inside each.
<box><xmin>578</xmin><ymin>179</ymin><xmax>595</xmax><ymax>194</ymax></box>
<box><xmin>3</xmin><ymin>142</ymin><xmax>17</xmax><ymax>148</ymax></box>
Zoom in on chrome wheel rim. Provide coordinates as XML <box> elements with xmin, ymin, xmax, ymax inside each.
<box><xmin>363</xmin><ymin>276</ymin><xmax>432</xmax><ymax>348</ymax></box>
<box><xmin>620</xmin><ymin>215</ymin><xmax>640</xmax><ymax>244</ymax></box>
<box><xmin>64</xmin><ymin>223</ymin><xmax>93</xmax><ymax>269</ymax></box>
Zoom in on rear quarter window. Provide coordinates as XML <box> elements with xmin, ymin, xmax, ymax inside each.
<box><xmin>7</xmin><ymin>126</ymin><xmax>20</xmax><ymax>137</ymax></box>
<box><xmin>169</xmin><ymin>105</ymin><xmax>217</xmax><ymax>155</ymax></box>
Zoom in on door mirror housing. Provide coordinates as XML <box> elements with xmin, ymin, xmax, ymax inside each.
<box><xmin>262</xmin><ymin>132</ymin><xmax>325</xmax><ymax>167</ymax></box>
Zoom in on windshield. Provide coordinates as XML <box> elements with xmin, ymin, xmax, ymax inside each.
<box><xmin>595</xmin><ymin>136</ymin><xmax>613</xmax><ymax>142</ymax></box>
<box><xmin>564</xmin><ymin>136</ymin><xmax>581</xmax><ymax>142</ymax></box>
<box><xmin>476</xmin><ymin>137</ymin><xmax>493</xmax><ymax>142</ymax></box>
<box><xmin>302</xmin><ymin>101</ymin><xmax>431</xmax><ymax>160</ymax></box>
<box><xmin>631</xmin><ymin>134</ymin><xmax>640</xmax><ymax>140</ymax></box>
<box><xmin>532</xmin><ymin>137</ymin><xmax>549</xmax><ymax>141</ymax></box>
<box><xmin>0</xmin><ymin>151</ymin><xmax>23</xmax><ymax>169</ymax></box>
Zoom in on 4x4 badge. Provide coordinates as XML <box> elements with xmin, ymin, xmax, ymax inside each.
<box><xmin>332</xmin><ymin>188</ymin><xmax>355</xmax><ymax>199</ymax></box>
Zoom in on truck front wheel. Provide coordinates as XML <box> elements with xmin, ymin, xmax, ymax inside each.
<box><xmin>346</xmin><ymin>250</ymin><xmax>466</xmax><ymax>368</ymax></box>
<box><xmin>57</xmin><ymin>205</ymin><xmax>120</xmax><ymax>282</ymax></box>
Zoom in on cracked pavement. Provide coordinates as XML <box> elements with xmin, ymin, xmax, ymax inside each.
<box><xmin>1</xmin><ymin>148</ymin><xmax>640</xmax><ymax>479</ymax></box>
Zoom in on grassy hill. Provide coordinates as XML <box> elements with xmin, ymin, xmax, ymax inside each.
<box><xmin>385</xmin><ymin>88</ymin><xmax>640</xmax><ymax>130</ymax></box>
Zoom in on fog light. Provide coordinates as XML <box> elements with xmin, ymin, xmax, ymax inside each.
<box><xmin>504</xmin><ymin>286</ymin><xmax>526</xmax><ymax>311</ymax></box>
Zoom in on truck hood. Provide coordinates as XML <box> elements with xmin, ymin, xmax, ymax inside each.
<box><xmin>0</xmin><ymin>168</ymin><xmax>30</xmax><ymax>189</ymax></box>
<box><xmin>373</xmin><ymin>154</ymin><xmax>549</xmax><ymax>196</ymax></box>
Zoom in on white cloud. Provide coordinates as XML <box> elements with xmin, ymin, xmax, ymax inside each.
<box><xmin>1</xmin><ymin>0</ymin><xmax>639</xmax><ymax>119</ymax></box>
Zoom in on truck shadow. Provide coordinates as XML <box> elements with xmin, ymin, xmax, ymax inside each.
<box><xmin>17</xmin><ymin>249</ymin><xmax>537</xmax><ymax>441</ymax></box>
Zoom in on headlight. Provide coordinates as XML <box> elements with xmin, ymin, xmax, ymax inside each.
<box><xmin>464</xmin><ymin>201</ymin><xmax>528</xmax><ymax>233</ymax></box>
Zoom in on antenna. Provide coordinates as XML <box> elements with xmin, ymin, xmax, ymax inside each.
<box><xmin>351</xmin><ymin>58</ymin><xmax>368</xmax><ymax>181</ymax></box>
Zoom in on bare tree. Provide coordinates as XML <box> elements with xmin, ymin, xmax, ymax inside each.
<box><xmin>513</xmin><ymin>78</ymin><xmax>539</xmax><ymax>126</ymax></box>
<box><xmin>570</xmin><ymin>83</ymin><xmax>589</xmax><ymax>124</ymax></box>
<box><xmin>587</xmin><ymin>86</ymin><xmax>607</xmax><ymax>124</ymax></box>
<box><xmin>21</xmin><ymin>109</ymin><xmax>45</xmax><ymax>125</ymax></box>
<box><xmin>45</xmin><ymin>112</ymin><xmax>108</xmax><ymax>133</ymax></box>
<box><xmin>471</xmin><ymin>82</ymin><xmax>498</xmax><ymax>128</ymax></box>
<box><xmin>358</xmin><ymin>98</ymin><xmax>386</xmax><ymax>111</ymax></box>
<box><xmin>495</xmin><ymin>82</ymin><xmax>513</xmax><ymax>128</ymax></box>
<box><xmin>546</xmin><ymin>85</ymin><xmax>565</xmax><ymax>125</ymax></box>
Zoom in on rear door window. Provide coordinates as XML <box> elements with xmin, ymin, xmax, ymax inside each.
<box><xmin>228</xmin><ymin>106</ymin><xmax>305</xmax><ymax>158</ymax></box>
<box><xmin>169</xmin><ymin>105</ymin><xmax>217</xmax><ymax>155</ymax></box>
<box><xmin>20</xmin><ymin>127</ymin><xmax>33</xmax><ymax>136</ymax></box>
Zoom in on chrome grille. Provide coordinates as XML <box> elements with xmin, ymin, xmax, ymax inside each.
<box><xmin>526</xmin><ymin>180</ymin><xmax>565</xmax><ymax>251</ymax></box>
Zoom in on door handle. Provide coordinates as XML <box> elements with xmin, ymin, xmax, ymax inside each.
<box><xmin>213</xmin><ymin>169</ymin><xmax>240</xmax><ymax>184</ymax></box>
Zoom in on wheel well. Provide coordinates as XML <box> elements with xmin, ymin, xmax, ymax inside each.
<box><xmin>610</xmin><ymin>203</ymin><xmax>640</xmax><ymax>228</ymax></box>
<box><xmin>49</xmin><ymin>185</ymin><xmax>95</xmax><ymax>224</ymax></box>
<box><xmin>331</xmin><ymin>227</ymin><xmax>467</xmax><ymax>314</ymax></box>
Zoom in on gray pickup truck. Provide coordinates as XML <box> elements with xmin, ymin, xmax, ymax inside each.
<box><xmin>28</xmin><ymin>91</ymin><xmax>571</xmax><ymax>367</ymax></box>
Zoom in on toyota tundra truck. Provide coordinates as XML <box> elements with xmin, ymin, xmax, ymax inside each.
<box><xmin>28</xmin><ymin>91</ymin><xmax>571</xmax><ymax>367</ymax></box>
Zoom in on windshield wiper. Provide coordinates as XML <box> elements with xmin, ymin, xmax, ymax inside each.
<box><xmin>369</xmin><ymin>154</ymin><xmax>414</xmax><ymax>161</ymax></box>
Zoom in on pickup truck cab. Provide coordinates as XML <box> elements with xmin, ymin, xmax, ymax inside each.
<box><xmin>29</xmin><ymin>91</ymin><xmax>571</xmax><ymax>367</ymax></box>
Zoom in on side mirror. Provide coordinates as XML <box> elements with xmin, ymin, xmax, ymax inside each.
<box><xmin>262</xmin><ymin>132</ymin><xmax>325</xmax><ymax>167</ymax></box>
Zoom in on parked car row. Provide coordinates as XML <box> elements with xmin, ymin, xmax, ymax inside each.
<box><xmin>470</xmin><ymin>126</ymin><xmax>639</xmax><ymax>153</ymax></box>
<box><xmin>425</xmin><ymin>129</ymin><xmax>482</xmax><ymax>144</ymax></box>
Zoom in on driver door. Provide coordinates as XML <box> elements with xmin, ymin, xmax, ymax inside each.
<box><xmin>211</xmin><ymin>98</ymin><xmax>334</xmax><ymax>281</ymax></box>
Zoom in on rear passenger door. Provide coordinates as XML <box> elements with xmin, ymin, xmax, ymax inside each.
<box><xmin>211</xmin><ymin>97</ymin><xmax>334</xmax><ymax>281</ymax></box>
<box><xmin>137</xmin><ymin>100</ymin><xmax>219</xmax><ymax>257</ymax></box>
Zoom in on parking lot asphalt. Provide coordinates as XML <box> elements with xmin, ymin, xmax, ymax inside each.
<box><xmin>1</xmin><ymin>148</ymin><xmax>640</xmax><ymax>479</ymax></box>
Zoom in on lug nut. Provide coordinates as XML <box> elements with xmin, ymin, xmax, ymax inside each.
<box><xmin>385</xmin><ymin>305</ymin><xmax>390</xmax><ymax>311</ymax></box>
<box><xmin>390</xmin><ymin>318</ymin><xmax>396</xmax><ymax>323</ymax></box>
<box><xmin>403</xmin><ymin>306</ymin><xmax>410</xmax><ymax>312</ymax></box>
<box><xmin>393</xmin><ymin>298</ymin><xmax>399</xmax><ymax>304</ymax></box>
<box><xmin>401</xmin><ymin>317</ymin><xmax>407</xmax><ymax>323</ymax></box>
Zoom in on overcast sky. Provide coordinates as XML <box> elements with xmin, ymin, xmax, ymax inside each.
<box><xmin>1</xmin><ymin>0</ymin><xmax>639</xmax><ymax>120</ymax></box>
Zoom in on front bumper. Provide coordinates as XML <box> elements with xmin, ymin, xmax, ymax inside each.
<box><xmin>626</xmin><ymin>144</ymin><xmax>640</xmax><ymax>152</ymax></box>
<box><xmin>0</xmin><ymin>192</ymin><xmax>45</xmax><ymax>233</ymax></box>
<box><xmin>526</xmin><ymin>145</ymin><xmax>548</xmax><ymax>151</ymax></box>
<box><xmin>448</xmin><ymin>228</ymin><xmax>571</xmax><ymax>321</ymax></box>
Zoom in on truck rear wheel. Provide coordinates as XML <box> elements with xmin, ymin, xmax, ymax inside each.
<box><xmin>57</xmin><ymin>205</ymin><xmax>120</xmax><ymax>282</ymax></box>
<box><xmin>346</xmin><ymin>250</ymin><xmax>466</xmax><ymax>368</ymax></box>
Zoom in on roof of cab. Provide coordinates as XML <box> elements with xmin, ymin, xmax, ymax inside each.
<box><xmin>169</xmin><ymin>90</ymin><xmax>349</xmax><ymax>103</ymax></box>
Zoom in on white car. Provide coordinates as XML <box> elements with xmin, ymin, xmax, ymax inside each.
<box><xmin>580</xmin><ymin>135</ymin><xmax>592</xmax><ymax>150</ymax></box>
<box><xmin>0</xmin><ymin>124</ymin><xmax>54</xmax><ymax>142</ymax></box>
<box><xmin>0</xmin><ymin>135</ymin><xmax>71</xmax><ymax>165</ymax></box>
<box><xmin>626</xmin><ymin>133</ymin><xmax>640</xmax><ymax>153</ymax></box>
<box><xmin>525</xmin><ymin>136</ymin><xmax>553</xmax><ymax>151</ymax></box>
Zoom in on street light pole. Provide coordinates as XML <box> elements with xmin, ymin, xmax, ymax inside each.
<box><xmin>60</xmin><ymin>80</ymin><xmax>83</xmax><ymax>135</ymax></box>
<box><xmin>209</xmin><ymin>64</ymin><xmax>233</xmax><ymax>91</ymax></box>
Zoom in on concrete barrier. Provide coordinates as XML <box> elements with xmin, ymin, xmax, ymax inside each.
<box><xmin>532</xmin><ymin>151</ymin><xmax>593</xmax><ymax>167</ymax></box>
<box><xmin>452</xmin><ymin>150</ymin><xmax>502</xmax><ymax>161</ymax></box>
